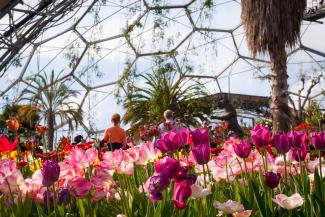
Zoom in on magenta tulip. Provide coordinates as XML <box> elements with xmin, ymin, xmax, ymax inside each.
<box><xmin>232</xmin><ymin>140</ymin><xmax>251</xmax><ymax>159</ymax></box>
<box><xmin>287</xmin><ymin>131</ymin><xmax>306</xmax><ymax>149</ymax></box>
<box><xmin>264</xmin><ymin>172</ymin><xmax>281</xmax><ymax>189</ymax></box>
<box><xmin>291</xmin><ymin>143</ymin><xmax>308</xmax><ymax>161</ymax></box>
<box><xmin>274</xmin><ymin>133</ymin><xmax>290</xmax><ymax>154</ymax></box>
<box><xmin>250</xmin><ymin>124</ymin><xmax>271</xmax><ymax>147</ymax></box>
<box><xmin>173</xmin><ymin>128</ymin><xmax>191</xmax><ymax>146</ymax></box>
<box><xmin>41</xmin><ymin>160</ymin><xmax>60</xmax><ymax>187</ymax></box>
<box><xmin>191</xmin><ymin>128</ymin><xmax>209</xmax><ymax>147</ymax></box>
<box><xmin>173</xmin><ymin>181</ymin><xmax>192</xmax><ymax>209</ymax></box>
<box><xmin>310</xmin><ymin>132</ymin><xmax>325</xmax><ymax>150</ymax></box>
<box><xmin>154</xmin><ymin>157</ymin><xmax>180</xmax><ymax>179</ymax></box>
<box><xmin>192</xmin><ymin>143</ymin><xmax>210</xmax><ymax>165</ymax></box>
<box><xmin>156</xmin><ymin>132</ymin><xmax>180</xmax><ymax>153</ymax></box>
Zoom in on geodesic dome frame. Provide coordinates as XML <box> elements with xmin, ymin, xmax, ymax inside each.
<box><xmin>0</xmin><ymin>0</ymin><xmax>324</xmax><ymax>135</ymax></box>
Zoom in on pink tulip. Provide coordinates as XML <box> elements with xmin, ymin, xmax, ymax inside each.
<box><xmin>250</xmin><ymin>124</ymin><xmax>271</xmax><ymax>148</ymax></box>
<box><xmin>156</xmin><ymin>132</ymin><xmax>180</xmax><ymax>153</ymax></box>
<box><xmin>66</xmin><ymin>147</ymin><xmax>98</xmax><ymax>171</ymax></box>
<box><xmin>24</xmin><ymin>170</ymin><xmax>46</xmax><ymax>203</ymax></box>
<box><xmin>213</xmin><ymin>200</ymin><xmax>245</xmax><ymax>214</ymax></box>
<box><xmin>272</xmin><ymin>193</ymin><xmax>304</xmax><ymax>210</ymax></box>
<box><xmin>0</xmin><ymin>158</ymin><xmax>16</xmax><ymax>181</ymax></box>
<box><xmin>68</xmin><ymin>177</ymin><xmax>92</xmax><ymax>197</ymax></box>
<box><xmin>191</xmin><ymin>128</ymin><xmax>209</xmax><ymax>147</ymax></box>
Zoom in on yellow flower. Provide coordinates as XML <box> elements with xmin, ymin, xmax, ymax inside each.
<box><xmin>29</xmin><ymin>159</ymin><xmax>42</xmax><ymax>173</ymax></box>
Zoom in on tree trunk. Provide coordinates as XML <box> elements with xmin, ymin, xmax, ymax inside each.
<box><xmin>47</xmin><ymin>111</ymin><xmax>55</xmax><ymax>150</ymax></box>
<box><xmin>269</xmin><ymin>46</ymin><xmax>291</xmax><ymax>132</ymax></box>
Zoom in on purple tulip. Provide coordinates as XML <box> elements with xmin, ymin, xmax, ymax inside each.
<box><xmin>191</xmin><ymin>128</ymin><xmax>209</xmax><ymax>147</ymax></box>
<box><xmin>264</xmin><ymin>172</ymin><xmax>281</xmax><ymax>189</ymax></box>
<box><xmin>154</xmin><ymin>157</ymin><xmax>180</xmax><ymax>179</ymax></box>
<box><xmin>41</xmin><ymin>160</ymin><xmax>60</xmax><ymax>187</ymax></box>
<box><xmin>291</xmin><ymin>143</ymin><xmax>308</xmax><ymax>161</ymax></box>
<box><xmin>232</xmin><ymin>140</ymin><xmax>251</xmax><ymax>159</ymax></box>
<box><xmin>310</xmin><ymin>132</ymin><xmax>325</xmax><ymax>150</ymax></box>
<box><xmin>43</xmin><ymin>190</ymin><xmax>54</xmax><ymax>207</ymax></box>
<box><xmin>192</xmin><ymin>143</ymin><xmax>210</xmax><ymax>165</ymax></box>
<box><xmin>156</xmin><ymin>132</ymin><xmax>180</xmax><ymax>153</ymax></box>
<box><xmin>274</xmin><ymin>133</ymin><xmax>290</xmax><ymax>154</ymax></box>
<box><xmin>287</xmin><ymin>131</ymin><xmax>306</xmax><ymax>149</ymax></box>
<box><xmin>57</xmin><ymin>188</ymin><xmax>71</xmax><ymax>205</ymax></box>
<box><xmin>173</xmin><ymin>181</ymin><xmax>192</xmax><ymax>209</ymax></box>
<box><xmin>250</xmin><ymin>124</ymin><xmax>271</xmax><ymax>147</ymax></box>
<box><xmin>146</xmin><ymin>174</ymin><xmax>171</xmax><ymax>202</ymax></box>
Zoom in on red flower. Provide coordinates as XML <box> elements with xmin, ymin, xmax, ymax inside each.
<box><xmin>79</xmin><ymin>142</ymin><xmax>94</xmax><ymax>150</ymax></box>
<box><xmin>17</xmin><ymin>161</ymin><xmax>28</xmax><ymax>169</ymax></box>
<box><xmin>0</xmin><ymin>135</ymin><xmax>19</xmax><ymax>152</ymax></box>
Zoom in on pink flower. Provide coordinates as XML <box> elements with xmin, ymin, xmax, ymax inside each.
<box><xmin>128</xmin><ymin>142</ymin><xmax>158</xmax><ymax>165</ymax></box>
<box><xmin>25</xmin><ymin>170</ymin><xmax>46</xmax><ymax>203</ymax></box>
<box><xmin>213</xmin><ymin>200</ymin><xmax>245</xmax><ymax>214</ymax></box>
<box><xmin>250</xmin><ymin>124</ymin><xmax>271</xmax><ymax>148</ymax></box>
<box><xmin>232</xmin><ymin>210</ymin><xmax>252</xmax><ymax>217</ymax></box>
<box><xmin>156</xmin><ymin>132</ymin><xmax>180</xmax><ymax>153</ymax></box>
<box><xmin>68</xmin><ymin>177</ymin><xmax>92</xmax><ymax>197</ymax></box>
<box><xmin>0</xmin><ymin>158</ymin><xmax>16</xmax><ymax>181</ymax></box>
<box><xmin>66</xmin><ymin>147</ymin><xmax>98</xmax><ymax>172</ymax></box>
<box><xmin>99</xmin><ymin>149</ymin><xmax>134</xmax><ymax>175</ymax></box>
<box><xmin>91</xmin><ymin>170</ymin><xmax>115</xmax><ymax>201</ymax></box>
<box><xmin>272</xmin><ymin>193</ymin><xmax>304</xmax><ymax>210</ymax></box>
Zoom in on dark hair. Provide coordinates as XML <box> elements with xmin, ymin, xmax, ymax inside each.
<box><xmin>111</xmin><ymin>113</ymin><xmax>121</xmax><ymax>125</ymax></box>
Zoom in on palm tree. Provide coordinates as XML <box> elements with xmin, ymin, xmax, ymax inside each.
<box><xmin>122</xmin><ymin>62</ymin><xmax>213</xmax><ymax>133</ymax></box>
<box><xmin>241</xmin><ymin>1</ymin><xmax>306</xmax><ymax>132</ymax></box>
<box><xmin>18</xmin><ymin>70</ymin><xmax>83</xmax><ymax>150</ymax></box>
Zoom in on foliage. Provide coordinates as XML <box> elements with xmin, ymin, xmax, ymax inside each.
<box><xmin>0</xmin><ymin>104</ymin><xmax>40</xmax><ymax>133</ymax></box>
<box><xmin>304</xmin><ymin>101</ymin><xmax>325</xmax><ymax>128</ymax></box>
<box><xmin>120</xmin><ymin>61</ymin><xmax>214</xmax><ymax>134</ymax></box>
<box><xmin>17</xmin><ymin>70</ymin><xmax>83</xmax><ymax>150</ymax></box>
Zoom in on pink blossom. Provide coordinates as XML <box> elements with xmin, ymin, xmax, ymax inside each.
<box><xmin>68</xmin><ymin>177</ymin><xmax>92</xmax><ymax>197</ymax></box>
<box><xmin>0</xmin><ymin>158</ymin><xmax>16</xmax><ymax>181</ymax></box>
<box><xmin>24</xmin><ymin>170</ymin><xmax>46</xmax><ymax>203</ymax></box>
<box><xmin>65</xmin><ymin>147</ymin><xmax>98</xmax><ymax>172</ymax></box>
<box><xmin>273</xmin><ymin>193</ymin><xmax>304</xmax><ymax>210</ymax></box>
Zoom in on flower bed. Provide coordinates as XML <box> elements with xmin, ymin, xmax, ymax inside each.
<box><xmin>0</xmin><ymin>124</ymin><xmax>325</xmax><ymax>217</ymax></box>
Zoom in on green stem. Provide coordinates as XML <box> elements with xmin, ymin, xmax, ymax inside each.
<box><xmin>284</xmin><ymin>154</ymin><xmax>288</xmax><ymax>188</ymax></box>
<box><xmin>202</xmin><ymin>164</ymin><xmax>207</xmax><ymax>188</ymax></box>
<box><xmin>319</xmin><ymin>151</ymin><xmax>322</xmax><ymax>180</ymax></box>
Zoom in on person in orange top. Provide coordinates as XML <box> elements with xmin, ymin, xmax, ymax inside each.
<box><xmin>101</xmin><ymin>113</ymin><xmax>127</xmax><ymax>151</ymax></box>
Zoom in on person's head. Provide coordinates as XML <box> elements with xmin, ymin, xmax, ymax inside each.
<box><xmin>163</xmin><ymin>109</ymin><xmax>174</xmax><ymax>121</ymax></box>
<box><xmin>111</xmin><ymin>113</ymin><xmax>121</xmax><ymax>126</ymax></box>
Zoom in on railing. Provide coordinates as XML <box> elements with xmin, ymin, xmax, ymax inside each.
<box><xmin>306</xmin><ymin>0</ymin><xmax>325</xmax><ymax>13</ymax></box>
